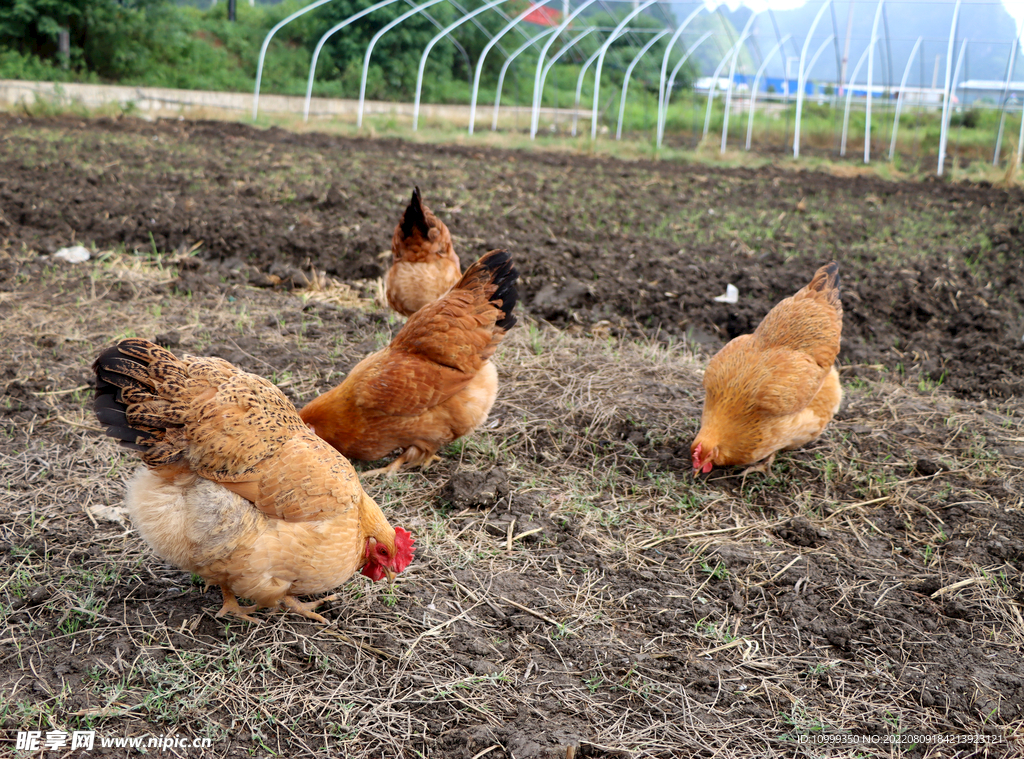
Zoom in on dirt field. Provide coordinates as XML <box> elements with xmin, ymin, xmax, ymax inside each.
<box><xmin>1</xmin><ymin>114</ymin><xmax>1023</xmax><ymax>758</ymax></box>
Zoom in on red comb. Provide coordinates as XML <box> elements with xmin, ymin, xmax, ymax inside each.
<box><xmin>394</xmin><ymin>526</ymin><xmax>416</xmax><ymax>572</ymax></box>
<box><xmin>691</xmin><ymin>443</ymin><xmax>703</xmax><ymax>471</ymax></box>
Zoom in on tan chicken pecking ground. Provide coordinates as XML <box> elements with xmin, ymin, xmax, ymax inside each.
<box><xmin>93</xmin><ymin>338</ymin><xmax>414</xmax><ymax>623</ymax></box>
<box><xmin>691</xmin><ymin>262</ymin><xmax>843</xmax><ymax>477</ymax></box>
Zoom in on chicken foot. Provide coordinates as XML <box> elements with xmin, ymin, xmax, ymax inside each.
<box><xmin>362</xmin><ymin>445</ymin><xmax>440</xmax><ymax>478</ymax></box>
<box><xmin>740</xmin><ymin>452</ymin><xmax>777</xmax><ymax>489</ymax></box>
<box><xmin>215</xmin><ymin>585</ymin><xmax>260</xmax><ymax>623</ymax></box>
<box><xmin>281</xmin><ymin>594</ymin><xmax>340</xmax><ymax>624</ymax></box>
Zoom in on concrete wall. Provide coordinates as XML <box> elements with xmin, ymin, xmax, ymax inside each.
<box><xmin>0</xmin><ymin>79</ymin><xmax>592</xmax><ymax>130</ymax></box>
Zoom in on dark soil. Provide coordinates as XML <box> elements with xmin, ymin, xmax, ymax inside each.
<box><xmin>2</xmin><ymin>114</ymin><xmax>1023</xmax><ymax>400</ymax></box>
<box><xmin>1</xmin><ymin>115</ymin><xmax>1023</xmax><ymax>759</ymax></box>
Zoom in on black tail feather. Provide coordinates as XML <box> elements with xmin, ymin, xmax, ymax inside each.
<box><xmin>813</xmin><ymin>261</ymin><xmax>840</xmax><ymax>297</ymax></box>
<box><xmin>399</xmin><ymin>187</ymin><xmax>431</xmax><ymax>240</ymax></box>
<box><xmin>477</xmin><ymin>249</ymin><xmax>519</xmax><ymax>331</ymax></box>
<box><xmin>92</xmin><ymin>343</ymin><xmax>159</xmax><ymax>450</ymax></box>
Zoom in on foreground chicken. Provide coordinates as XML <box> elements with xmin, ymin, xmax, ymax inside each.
<box><xmin>302</xmin><ymin>249</ymin><xmax>519</xmax><ymax>476</ymax></box>
<box><xmin>93</xmin><ymin>338</ymin><xmax>414</xmax><ymax>622</ymax></box>
<box><xmin>691</xmin><ymin>262</ymin><xmax>843</xmax><ymax>476</ymax></box>
<box><xmin>384</xmin><ymin>187</ymin><xmax>462</xmax><ymax>317</ymax></box>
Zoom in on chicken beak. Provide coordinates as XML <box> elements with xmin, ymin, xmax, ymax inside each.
<box><xmin>384</xmin><ymin>567</ymin><xmax>396</xmax><ymax>584</ymax></box>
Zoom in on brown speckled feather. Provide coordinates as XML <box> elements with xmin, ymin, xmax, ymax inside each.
<box><xmin>99</xmin><ymin>339</ymin><xmax>346</xmax><ymax>521</ymax></box>
<box><xmin>93</xmin><ymin>338</ymin><xmax>411</xmax><ymax>621</ymax></box>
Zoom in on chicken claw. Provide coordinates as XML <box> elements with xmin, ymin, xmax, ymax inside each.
<box><xmin>281</xmin><ymin>594</ymin><xmax>340</xmax><ymax>624</ymax></box>
<box><xmin>361</xmin><ymin>447</ymin><xmax>440</xmax><ymax>478</ymax></box>
<box><xmin>216</xmin><ymin>586</ymin><xmax>260</xmax><ymax>623</ymax></box>
<box><xmin>740</xmin><ymin>452</ymin><xmax>777</xmax><ymax>489</ymax></box>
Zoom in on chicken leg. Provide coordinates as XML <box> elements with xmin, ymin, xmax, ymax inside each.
<box><xmin>740</xmin><ymin>452</ymin><xmax>777</xmax><ymax>489</ymax></box>
<box><xmin>216</xmin><ymin>586</ymin><xmax>260</xmax><ymax>623</ymax></box>
<box><xmin>361</xmin><ymin>445</ymin><xmax>440</xmax><ymax>478</ymax></box>
<box><xmin>281</xmin><ymin>594</ymin><xmax>340</xmax><ymax>624</ymax></box>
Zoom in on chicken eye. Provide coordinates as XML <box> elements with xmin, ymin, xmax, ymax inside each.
<box><xmin>377</xmin><ymin>546</ymin><xmax>388</xmax><ymax>557</ymax></box>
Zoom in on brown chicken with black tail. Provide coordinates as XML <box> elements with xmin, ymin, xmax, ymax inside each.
<box><xmin>302</xmin><ymin>249</ymin><xmax>518</xmax><ymax>477</ymax></box>
<box><xmin>691</xmin><ymin>262</ymin><xmax>843</xmax><ymax>477</ymax></box>
<box><xmin>93</xmin><ymin>339</ymin><xmax>414</xmax><ymax>623</ymax></box>
<box><xmin>384</xmin><ymin>187</ymin><xmax>462</xmax><ymax>317</ymax></box>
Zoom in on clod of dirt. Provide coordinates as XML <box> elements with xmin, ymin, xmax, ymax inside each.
<box><xmin>155</xmin><ymin>330</ymin><xmax>180</xmax><ymax>348</ymax></box>
<box><xmin>440</xmin><ymin>467</ymin><xmax>511</xmax><ymax>510</ymax></box>
<box><xmin>530</xmin><ymin>278</ymin><xmax>594</xmax><ymax>320</ymax></box>
<box><xmin>774</xmin><ymin>517</ymin><xmax>827</xmax><ymax>548</ymax></box>
<box><xmin>319</xmin><ymin>183</ymin><xmax>347</xmax><ymax>209</ymax></box>
<box><xmin>268</xmin><ymin>261</ymin><xmax>312</xmax><ymax>289</ymax></box>
<box><xmin>914</xmin><ymin>457</ymin><xmax>943</xmax><ymax>476</ymax></box>
<box><xmin>910</xmin><ymin>575</ymin><xmax>942</xmax><ymax>595</ymax></box>
<box><xmin>469</xmin><ymin>659</ymin><xmax>500</xmax><ymax>676</ymax></box>
<box><xmin>11</xmin><ymin>585</ymin><xmax>51</xmax><ymax>609</ymax></box>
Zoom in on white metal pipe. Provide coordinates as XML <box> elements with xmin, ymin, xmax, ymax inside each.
<box><xmin>413</xmin><ymin>0</ymin><xmax>514</xmax><ymax>130</ymax></box>
<box><xmin>806</xmin><ymin>36</ymin><xmax>835</xmax><ymax>86</ymax></box>
<box><xmin>746</xmin><ymin>34</ymin><xmax>791</xmax><ymax>151</ymax></box>
<box><xmin>938</xmin><ymin>38</ymin><xmax>968</xmax><ymax>176</ymax></box>
<box><xmin>470</xmin><ymin>1</ymin><xmax>555</xmax><ymax>135</ymax></box>
<box><xmin>703</xmin><ymin>42</ymin><xmax>741</xmax><ymax>141</ymax></box>
<box><xmin>1018</xmin><ymin>94</ymin><xmax>1024</xmax><ymax>168</ymax></box>
<box><xmin>840</xmin><ymin>45</ymin><xmax>871</xmax><ymax>156</ymax></box>
<box><xmin>864</xmin><ymin>0</ymin><xmax>884</xmax><ymax>163</ymax></box>
<box><xmin>616</xmin><ymin>28</ymin><xmax>671</xmax><ymax>140</ymax></box>
<box><xmin>530</xmin><ymin>0</ymin><xmax>603</xmax><ymax>139</ymax></box>
<box><xmin>721</xmin><ymin>12</ymin><xmax>759</xmax><ymax>154</ymax></box>
<box><xmin>888</xmin><ymin>36</ymin><xmax>923</xmax><ymax>161</ymax></box>
<box><xmin>660</xmin><ymin>31</ymin><xmax>714</xmax><ymax>147</ymax></box>
<box><xmin>492</xmin><ymin>28</ymin><xmax>559</xmax><ymax>131</ymax></box>
<box><xmin>303</xmin><ymin>0</ymin><xmax>403</xmax><ymax>122</ymax></box>
<box><xmin>357</xmin><ymin>0</ymin><xmax>449</xmax><ymax>128</ymax></box>
<box><xmin>793</xmin><ymin>0</ymin><xmax>832</xmax><ymax>158</ymax></box>
<box><xmin>937</xmin><ymin>0</ymin><xmax>962</xmax><ymax>176</ymax></box>
<box><xmin>656</xmin><ymin>6</ymin><xmax>707</xmax><ymax>149</ymax></box>
<box><xmin>536</xmin><ymin>27</ymin><xmax>600</xmax><ymax>136</ymax></box>
<box><xmin>993</xmin><ymin>34</ymin><xmax>1021</xmax><ymax>164</ymax></box>
<box><xmin>573</xmin><ymin>45</ymin><xmax>606</xmax><ymax>137</ymax></box>
<box><xmin>545</xmin><ymin>27</ymin><xmax>599</xmax><ymax>83</ymax></box>
<box><xmin>255</xmin><ymin>0</ymin><xmax>338</xmax><ymax>120</ymax></box>
<box><xmin>590</xmin><ymin>0</ymin><xmax>660</xmax><ymax>139</ymax></box>
<box><xmin>790</xmin><ymin>33</ymin><xmax>834</xmax><ymax>151</ymax></box>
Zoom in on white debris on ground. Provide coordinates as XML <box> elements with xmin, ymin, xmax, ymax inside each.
<box><xmin>54</xmin><ymin>245</ymin><xmax>91</xmax><ymax>263</ymax></box>
<box><xmin>85</xmin><ymin>503</ymin><xmax>128</xmax><ymax>526</ymax></box>
<box><xmin>713</xmin><ymin>283</ymin><xmax>739</xmax><ymax>304</ymax></box>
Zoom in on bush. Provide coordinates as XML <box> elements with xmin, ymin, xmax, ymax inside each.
<box><xmin>949</xmin><ymin>108</ymin><xmax>979</xmax><ymax>129</ymax></box>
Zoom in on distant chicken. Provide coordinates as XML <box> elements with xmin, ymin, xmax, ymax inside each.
<box><xmin>384</xmin><ymin>187</ymin><xmax>462</xmax><ymax>317</ymax></box>
<box><xmin>93</xmin><ymin>339</ymin><xmax>414</xmax><ymax>623</ymax></box>
<box><xmin>691</xmin><ymin>262</ymin><xmax>843</xmax><ymax>476</ymax></box>
<box><xmin>302</xmin><ymin>249</ymin><xmax>518</xmax><ymax>477</ymax></box>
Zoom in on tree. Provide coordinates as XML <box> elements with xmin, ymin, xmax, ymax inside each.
<box><xmin>0</xmin><ymin>0</ymin><xmax>172</xmax><ymax>79</ymax></box>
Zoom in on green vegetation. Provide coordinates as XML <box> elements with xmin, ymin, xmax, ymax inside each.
<box><xmin>7</xmin><ymin>0</ymin><xmax>1016</xmax><ymax>161</ymax></box>
<box><xmin>0</xmin><ymin>0</ymin><xmax>697</xmax><ymax>115</ymax></box>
